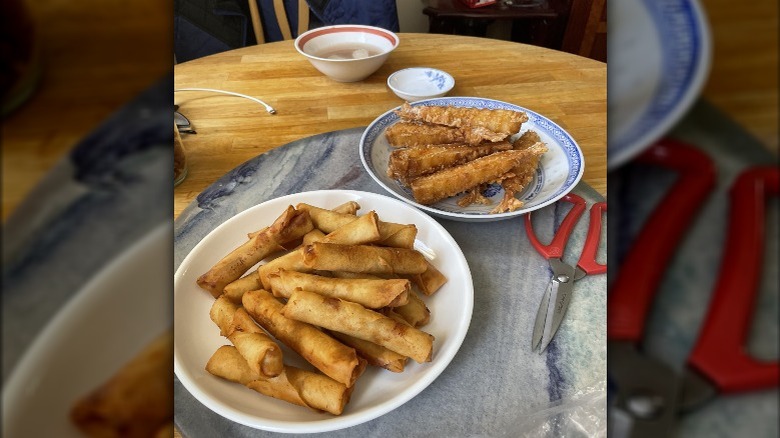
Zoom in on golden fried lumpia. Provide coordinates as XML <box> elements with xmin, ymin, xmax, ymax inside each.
<box><xmin>197</xmin><ymin>206</ymin><xmax>313</xmax><ymax>297</ymax></box>
<box><xmin>491</xmin><ymin>134</ymin><xmax>547</xmax><ymax>213</ymax></box>
<box><xmin>385</xmin><ymin>120</ymin><xmax>467</xmax><ymax>147</ymax></box>
<box><xmin>396</xmin><ymin>103</ymin><xmax>527</xmax><ymax>137</ymax></box>
<box><xmin>223</xmin><ymin>271</ymin><xmax>261</xmax><ymax>304</ymax></box>
<box><xmin>282</xmin><ymin>289</ymin><xmax>434</xmax><ymax>363</ymax></box>
<box><xmin>405</xmin><ymin>261</ymin><xmax>448</xmax><ymax>296</ymax></box>
<box><xmin>241</xmin><ymin>290</ymin><xmax>362</xmax><ymax>387</ymax></box>
<box><xmin>392</xmin><ymin>288</ymin><xmax>431</xmax><ymax>327</ymax></box>
<box><xmin>209</xmin><ymin>296</ymin><xmax>240</xmax><ymax>337</ymax></box>
<box><xmin>387</xmin><ymin>141</ymin><xmax>513</xmax><ymax>183</ymax></box>
<box><xmin>268</xmin><ymin>269</ymin><xmax>410</xmax><ymax>308</ymax></box>
<box><xmin>302</xmin><ymin>242</ymin><xmax>428</xmax><ymax>275</ymax></box>
<box><xmin>228</xmin><ymin>331</ymin><xmax>284</xmax><ymax>378</ymax></box>
<box><xmin>328</xmin><ymin>330</ymin><xmax>408</xmax><ymax>373</ymax></box>
<box><xmin>376</xmin><ymin>223</ymin><xmax>417</xmax><ymax>249</ymax></box>
<box><xmin>331</xmin><ymin>201</ymin><xmax>360</xmax><ymax>214</ymax></box>
<box><xmin>409</xmin><ymin>146</ymin><xmax>547</xmax><ymax>205</ymax></box>
<box><xmin>71</xmin><ymin>330</ymin><xmax>173</xmax><ymax>438</ymax></box>
<box><xmin>296</xmin><ymin>203</ymin><xmax>358</xmax><ymax>233</ymax></box>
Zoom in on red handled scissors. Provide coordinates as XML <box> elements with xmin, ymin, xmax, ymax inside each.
<box><xmin>525</xmin><ymin>192</ymin><xmax>607</xmax><ymax>353</ymax></box>
<box><xmin>608</xmin><ymin>140</ymin><xmax>779</xmax><ymax>437</ymax></box>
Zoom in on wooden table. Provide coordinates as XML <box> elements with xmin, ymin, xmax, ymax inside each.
<box><xmin>173</xmin><ymin>33</ymin><xmax>607</xmax><ymax>218</ymax></box>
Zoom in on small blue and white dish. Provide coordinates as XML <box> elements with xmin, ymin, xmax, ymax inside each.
<box><xmin>360</xmin><ymin>97</ymin><xmax>585</xmax><ymax>222</ymax></box>
<box><xmin>387</xmin><ymin>68</ymin><xmax>455</xmax><ymax>102</ymax></box>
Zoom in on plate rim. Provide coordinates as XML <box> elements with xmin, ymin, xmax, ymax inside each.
<box><xmin>2</xmin><ymin>224</ymin><xmax>171</xmax><ymax>437</ymax></box>
<box><xmin>608</xmin><ymin>0</ymin><xmax>712</xmax><ymax>168</ymax></box>
<box><xmin>173</xmin><ymin>189</ymin><xmax>474</xmax><ymax>434</ymax></box>
<box><xmin>359</xmin><ymin>96</ymin><xmax>585</xmax><ymax>221</ymax></box>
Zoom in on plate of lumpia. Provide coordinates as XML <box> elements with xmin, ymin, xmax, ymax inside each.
<box><xmin>360</xmin><ymin>97</ymin><xmax>584</xmax><ymax>222</ymax></box>
<box><xmin>173</xmin><ymin>190</ymin><xmax>473</xmax><ymax>433</ymax></box>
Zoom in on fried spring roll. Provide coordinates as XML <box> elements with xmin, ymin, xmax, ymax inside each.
<box><xmin>385</xmin><ymin>120</ymin><xmax>468</xmax><ymax>147</ymax></box>
<box><xmin>257</xmin><ymin>247</ymin><xmax>313</xmax><ymax>290</ymax></box>
<box><xmin>197</xmin><ymin>206</ymin><xmax>313</xmax><ymax>297</ymax></box>
<box><xmin>242</xmin><ymin>290</ymin><xmax>362</xmax><ymax>387</ymax></box>
<box><xmin>209</xmin><ymin>296</ymin><xmax>284</xmax><ymax>377</ymax></box>
<box><xmin>332</xmin><ymin>201</ymin><xmax>361</xmax><ymax>214</ymax></box>
<box><xmin>409</xmin><ymin>146</ymin><xmax>547</xmax><ymax>205</ymax></box>
<box><xmin>282</xmin><ymin>289</ymin><xmax>434</xmax><ymax>363</ymax></box>
<box><xmin>302</xmin><ymin>242</ymin><xmax>428</xmax><ymax>275</ymax></box>
<box><xmin>396</xmin><ymin>103</ymin><xmax>528</xmax><ymax>137</ymax></box>
<box><xmin>318</xmin><ymin>211</ymin><xmax>381</xmax><ymax>245</ymax></box>
<box><xmin>207</xmin><ymin>345</ymin><xmax>363</xmax><ymax>415</ymax></box>
<box><xmin>296</xmin><ymin>203</ymin><xmax>358</xmax><ymax>233</ymax></box>
<box><xmin>71</xmin><ymin>330</ymin><xmax>173</xmax><ymax>438</ymax></box>
<box><xmin>328</xmin><ymin>330</ymin><xmax>408</xmax><ymax>373</ymax></box>
<box><xmin>376</xmin><ymin>223</ymin><xmax>417</xmax><ymax>249</ymax></box>
<box><xmin>387</xmin><ymin>141</ymin><xmax>513</xmax><ymax>183</ymax></box>
<box><xmin>392</xmin><ymin>288</ymin><xmax>431</xmax><ymax>327</ymax></box>
<box><xmin>223</xmin><ymin>271</ymin><xmax>261</xmax><ymax>304</ymax></box>
<box><xmin>404</xmin><ymin>261</ymin><xmax>448</xmax><ymax>296</ymax></box>
<box><xmin>268</xmin><ymin>269</ymin><xmax>410</xmax><ymax>308</ymax></box>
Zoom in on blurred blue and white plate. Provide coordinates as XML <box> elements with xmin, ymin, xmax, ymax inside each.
<box><xmin>609</xmin><ymin>0</ymin><xmax>711</xmax><ymax>168</ymax></box>
<box><xmin>360</xmin><ymin>97</ymin><xmax>584</xmax><ymax>222</ymax></box>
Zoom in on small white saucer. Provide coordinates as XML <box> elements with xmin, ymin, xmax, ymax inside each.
<box><xmin>387</xmin><ymin>68</ymin><xmax>455</xmax><ymax>102</ymax></box>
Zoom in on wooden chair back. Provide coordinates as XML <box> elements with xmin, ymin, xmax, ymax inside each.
<box><xmin>248</xmin><ymin>0</ymin><xmax>310</xmax><ymax>44</ymax></box>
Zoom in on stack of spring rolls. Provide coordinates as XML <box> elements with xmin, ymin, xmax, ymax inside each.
<box><xmin>195</xmin><ymin>201</ymin><xmax>447</xmax><ymax>415</ymax></box>
<box><xmin>385</xmin><ymin>103</ymin><xmax>549</xmax><ymax>213</ymax></box>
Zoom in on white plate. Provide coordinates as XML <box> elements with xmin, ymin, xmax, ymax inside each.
<box><xmin>360</xmin><ymin>97</ymin><xmax>584</xmax><ymax>222</ymax></box>
<box><xmin>173</xmin><ymin>190</ymin><xmax>474</xmax><ymax>434</ymax></box>
<box><xmin>608</xmin><ymin>0</ymin><xmax>711</xmax><ymax>168</ymax></box>
<box><xmin>1</xmin><ymin>224</ymin><xmax>171</xmax><ymax>437</ymax></box>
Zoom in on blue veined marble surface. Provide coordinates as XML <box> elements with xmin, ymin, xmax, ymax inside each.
<box><xmin>174</xmin><ymin>127</ymin><xmax>607</xmax><ymax>437</ymax></box>
<box><xmin>608</xmin><ymin>100</ymin><xmax>779</xmax><ymax>438</ymax></box>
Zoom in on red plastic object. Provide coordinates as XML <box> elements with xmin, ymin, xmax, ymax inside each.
<box><xmin>687</xmin><ymin>166</ymin><xmax>779</xmax><ymax>393</ymax></box>
<box><xmin>577</xmin><ymin>201</ymin><xmax>607</xmax><ymax>275</ymax></box>
<box><xmin>607</xmin><ymin>140</ymin><xmax>716</xmax><ymax>341</ymax></box>
<box><xmin>524</xmin><ymin>193</ymin><xmax>586</xmax><ymax>259</ymax></box>
<box><xmin>459</xmin><ymin>0</ymin><xmax>497</xmax><ymax>7</ymax></box>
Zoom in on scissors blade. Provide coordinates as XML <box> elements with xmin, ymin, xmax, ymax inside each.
<box><xmin>532</xmin><ymin>280</ymin><xmax>554</xmax><ymax>350</ymax></box>
<box><xmin>538</xmin><ymin>276</ymin><xmax>574</xmax><ymax>353</ymax></box>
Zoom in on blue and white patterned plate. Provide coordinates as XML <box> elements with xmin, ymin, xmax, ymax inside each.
<box><xmin>360</xmin><ymin>97</ymin><xmax>584</xmax><ymax>222</ymax></box>
<box><xmin>608</xmin><ymin>0</ymin><xmax>711</xmax><ymax>168</ymax></box>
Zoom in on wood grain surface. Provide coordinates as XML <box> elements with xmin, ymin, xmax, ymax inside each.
<box><xmin>173</xmin><ymin>33</ymin><xmax>607</xmax><ymax>217</ymax></box>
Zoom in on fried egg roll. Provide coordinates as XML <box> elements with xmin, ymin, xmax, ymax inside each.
<box><xmin>328</xmin><ymin>330</ymin><xmax>408</xmax><ymax>373</ymax></box>
<box><xmin>296</xmin><ymin>203</ymin><xmax>358</xmax><ymax>233</ymax></box>
<box><xmin>396</xmin><ymin>103</ymin><xmax>527</xmax><ymax>137</ymax></box>
<box><xmin>268</xmin><ymin>269</ymin><xmax>410</xmax><ymax>308</ymax></box>
<box><xmin>391</xmin><ymin>288</ymin><xmax>431</xmax><ymax>328</ymax></box>
<box><xmin>242</xmin><ymin>289</ymin><xmax>362</xmax><ymax>387</ymax></box>
<box><xmin>409</xmin><ymin>146</ymin><xmax>547</xmax><ymax>205</ymax></box>
<box><xmin>376</xmin><ymin>223</ymin><xmax>417</xmax><ymax>249</ymax></box>
<box><xmin>222</xmin><ymin>271</ymin><xmax>261</xmax><ymax>304</ymax></box>
<box><xmin>302</xmin><ymin>242</ymin><xmax>428</xmax><ymax>275</ymax></box>
<box><xmin>331</xmin><ymin>201</ymin><xmax>361</xmax><ymax>214</ymax></box>
<box><xmin>387</xmin><ymin>141</ymin><xmax>513</xmax><ymax>183</ymax></box>
<box><xmin>405</xmin><ymin>261</ymin><xmax>448</xmax><ymax>296</ymax></box>
<box><xmin>208</xmin><ymin>346</ymin><xmax>356</xmax><ymax>414</ymax></box>
<box><xmin>197</xmin><ymin>206</ymin><xmax>313</xmax><ymax>297</ymax></box>
<box><xmin>209</xmin><ymin>296</ymin><xmax>284</xmax><ymax>377</ymax></box>
<box><xmin>282</xmin><ymin>289</ymin><xmax>434</xmax><ymax>363</ymax></box>
<box><xmin>385</xmin><ymin>120</ymin><xmax>467</xmax><ymax>147</ymax></box>
<box><xmin>71</xmin><ymin>330</ymin><xmax>173</xmax><ymax>438</ymax></box>
<box><xmin>491</xmin><ymin>133</ymin><xmax>547</xmax><ymax>213</ymax></box>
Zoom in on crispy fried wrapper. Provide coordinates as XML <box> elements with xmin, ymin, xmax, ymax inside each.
<box><xmin>328</xmin><ymin>330</ymin><xmax>408</xmax><ymax>373</ymax></box>
<box><xmin>209</xmin><ymin>296</ymin><xmax>284</xmax><ymax>377</ymax></box>
<box><xmin>404</xmin><ymin>261</ymin><xmax>448</xmax><ymax>296</ymax></box>
<box><xmin>409</xmin><ymin>146</ymin><xmax>547</xmax><ymax>205</ymax></box>
<box><xmin>396</xmin><ymin>103</ymin><xmax>528</xmax><ymax>138</ymax></box>
<box><xmin>70</xmin><ymin>329</ymin><xmax>173</xmax><ymax>438</ymax></box>
<box><xmin>222</xmin><ymin>271</ymin><xmax>261</xmax><ymax>304</ymax></box>
<box><xmin>268</xmin><ymin>269</ymin><xmax>410</xmax><ymax>308</ymax></box>
<box><xmin>490</xmin><ymin>132</ymin><xmax>547</xmax><ymax>213</ymax></box>
<box><xmin>206</xmin><ymin>345</ymin><xmax>363</xmax><ymax>415</ymax></box>
<box><xmin>387</xmin><ymin>141</ymin><xmax>513</xmax><ymax>183</ymax></box>
<box><xmin>242</xmin><ymin>289</ymin><xmax>362</xmax><ymax>387</ymax></box>
<box><xmin>197</xmin><ymin>206</ymin><xmax>313</xmax><ymax>297</ymax></box>
<box><xmin>391</xmin><ymin>287</ymin><xmax>431</xmax><ymax>327</ymax></box>
<box><xmin>302</xmin><ymin>242</ymin><xmax>428</xmax><ymax>275</ymax></box>
<box><xmin>282</xmin><ymin>289</ymin><xmax>434</xmax><ymax>363</ymax></box>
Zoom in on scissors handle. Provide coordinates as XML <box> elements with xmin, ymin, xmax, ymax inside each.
<box><xmin>607</xmin><ymin>140</ymin><xmax>716</xmax><ymax>341</ymax></box>
<box><xmin>688</xmin><ymin>166</ymin><xmax>779</xmax><ymax>393</ymax></box>
<box><xmin>525</xmin><ymin>193</ymin><xmax>586</xmax><ymax>259</ymax></box>
<box><xmin>577</xmin><ymin>201</ymin><xmax>607</xmax><ymax>275</ymax></box>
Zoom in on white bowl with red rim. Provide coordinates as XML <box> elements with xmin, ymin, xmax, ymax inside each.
<box><xmin>294</xmin><ymin>25</ymin><xmax>399</xmax><ymax>82</ymax></box>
